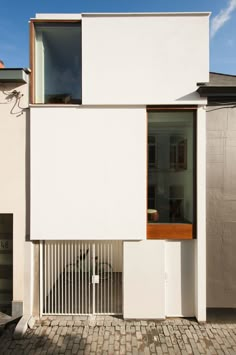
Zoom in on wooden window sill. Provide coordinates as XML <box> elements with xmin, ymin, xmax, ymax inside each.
<box><xmin>147</xmin><ymin>223</ymin><xmax>193</xmax><ymax>240</ymax></box>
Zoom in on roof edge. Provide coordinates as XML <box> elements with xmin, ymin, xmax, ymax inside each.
<box><xmin>210</xmin><ymin>71</ymin><xmax>236</xmax><ymax>78</ymax></box>
<box><xmin>33</xmin><ymin>12</ymin><xmax>210</xmax><ymax>20</ymax></box>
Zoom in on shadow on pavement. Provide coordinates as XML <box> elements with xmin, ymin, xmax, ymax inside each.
<box><xmin>207</xmin><ymin>308</ymin><xmax>236</xmax><ymax>323</ymax></box>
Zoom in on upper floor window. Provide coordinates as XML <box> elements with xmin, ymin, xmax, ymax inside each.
<box><xmin>31</xmin><ymin>22</ymin><xmax>82</xmax><ymax>104</ymax></box>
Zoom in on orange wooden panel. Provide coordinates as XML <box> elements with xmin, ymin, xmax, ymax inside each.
<box><xmin>147</xmin><ymin>106</ymin><xmax>197</xmax><ymax>111</ymax></box>
<box><xmin>147</xmin><ymin>223</ymin><xmax>193</xmax><ymax>240</ymax></box>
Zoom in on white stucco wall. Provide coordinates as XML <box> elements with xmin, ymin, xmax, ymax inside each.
<box><xmin>0</xmin><ymin>80</ymin><xmax>32</xmax><ymax>315</ymax></box>
<box><xmin>30</xmin><ymin>106</ymin><xmax>146</xmax><ymax>240</ymax></box>
<box><xmin>165</xmin><ymin>240</ymin><xmax>195</xmax><ymax>317</ymax></box>
<box><xmin>123</xmin><ymin>240</ymin><xmax>195</xmax><ymax>318</ymax></box>
<box><xmin>82</xmin><ymin>13</ymin><xmax>209</xmax><ymax>105</ymax></box>
<box><xmin>123</xmin><ymin>240</ymin><xmax>165</xmax><ymax>319</ymax></box>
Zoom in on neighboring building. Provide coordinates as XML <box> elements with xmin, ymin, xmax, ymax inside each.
<box><xmin>198</xmin><ymin>72</ymin><xmax>236</xmax><ymax>308</ymax></box>
<box><xmin>0</xmin><ymin>68</ymin><xmax>32</xmax><ymax>317</ymax></box>
<box><xmin>1</xmin><ymin>12</ymin><xmax>210</xmax><ymax>323</ymax></box>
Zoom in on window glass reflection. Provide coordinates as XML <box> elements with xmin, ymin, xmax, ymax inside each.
<box><xmin>148</xmin><ymin>111</ymin><xmax>195</xmax><ymax>224</ymax></box>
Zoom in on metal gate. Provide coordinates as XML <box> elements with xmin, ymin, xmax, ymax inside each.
<box><xmin>41</xmin><ymin>241</ymin><xmax>123</xmax><ymax>315</ymax></box>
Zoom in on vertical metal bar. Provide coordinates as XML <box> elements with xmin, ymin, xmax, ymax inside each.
<box><xmin>47</xmin><ymin>242</ymin><xmax>50</xmax><ymax>313</ymax></box>
<box><xmin>85</xmin><ymin>242</ymin><xmax>87</xmax><ymax>313</ymax></box>
<box><xmin>85</xmin><ymin>242</ymin><xmax>87</xmax><ymax>314</ymax></box>
<box><xmin>78</xmin><ymin>242</ymin><xmax>79</xmax><ymax>314</ymax></box>
<box><xmin>103</xmin><ymin>243</ymin><xmax>105</xmax><ymax>313</ymax></box>
<box><xmin>51</xmin><ymin>242</ymin><xmax>53</xmax><ymax>314</ymax></box>
<box><xmin>88</xmin><ymin>243</ymin><xmax>90</xmax><ymax>314</ymax></box>
<box><xmin>108</xmin><ymin>242</ymin><xmax>110</xmax><ymax>313</ymax></box>
<box><xmin>111</xmin><ymin>241</ymin><xmax>113</xmax><ymax>314</ymax></box>
<box><xmin>78</xmin><ymin>242</ymin><xmax>81</xmax><ymax>314</ymax></box>
<box><xmin>101</xmin><ymin>243</ymin><xmax>103</xmax><ymax>313</ymax></box>
<box><xmin>114</xmin><ymin>241</ymin><xmax>116</xmax><ymax>314</ymax></box>
<box><xmin>43</xmin><ymin>241</ymin><xmax>46</xmax><ymax>314</ymax></box>
<box><xmin>62</xmin><ymin>241</ymin><xmax>64</xmax><ymax>314</ymax></box>
<box><xmin>54</xmin><ymin>242</ymin><xmax>57</xmax><ymax>313</ymax></box>
<box><xmin>121</xmin><ymin>241</ymin><xmax>123</xmax><ymax>315</ymax></box>
<box><xmin>71</xmin><ymin>241</ymin><xmax>73</xmax><ymax>314</ymax></box>
<box><xmin>96</xmin><ymin>243</ymin><xmax>99</xmax><ymax>314</ymax></box>
<box><xmin>82</xmin><ymin>243</ymin><xmax>85</xmax><ymax>314</ymax></box>
<box><xmin>92</xmin><ymin>243</ymin><xmax>95</xmax><ymax>314</ymax></box>
<box><xmin>71</xmin><ymin>242</ymin><xmax>73</xmax><ymax>314</ymax></box>
<box><xmin>58</xmin><ymin>242</ymin><xmax>60</xmax><ymax>314</ymax></box>
<box><xmin>67</xmin><ymin>241</ymin><xmax>71</xmax><ymax>313</ymax></box>
<box><xmin>64</xmin><ymin>242</ymin><xmax>68</xmax><ymax>313</ymax></box>
<box><xmin>117</xmin><ymin>241</ymin><xmax>122</xmax><ymax>313</ymax></box>
<box><xmin>116</xmin><ymin>240</ymin><xmax>120</xmax><ymax>313</ymax></box>
<box><xmin>115</xmin><ymin>241</ymin><xmax>117</xmax><ymax>314</ymax></box>
<box><xmin>47</xmin><ymin>242</ymin><xmax>51</xmax><ymax>313</ymax></box>
<box><xmin>74</xmin><ymin>241</ymin><xmax>78</xmax><ymax>313</ymax></box>
<box><xmin>40</xmin><ymin>241</ymin><xmax>44</xmax><ymax>316</ymax></box>
<box><xmin>70</xmin><ymin>241</ymin><xmax>72</xmax><ymax>314</ymax></box>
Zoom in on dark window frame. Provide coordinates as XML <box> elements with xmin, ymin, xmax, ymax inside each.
<box><xmin>30</xmin><ymin>19</ymin><xmax>82</xmax><ymax>105</ymax></box>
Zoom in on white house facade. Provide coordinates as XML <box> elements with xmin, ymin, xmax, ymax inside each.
<box><xmin>0</xmin><ymin>12</ymin><xmax>210</xmax><ymax>323</ymax></box>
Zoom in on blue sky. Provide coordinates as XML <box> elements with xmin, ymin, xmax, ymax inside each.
<box><xmin>0</xmin><ymin>0</ymin><xmax>236</xmax><ymax>75</ymax></box>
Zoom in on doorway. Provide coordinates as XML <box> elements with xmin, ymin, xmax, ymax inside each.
<box><xmin>0</xmin><ymin>214</ymin><xmax>13</xmax><ymax>315</ymax></box>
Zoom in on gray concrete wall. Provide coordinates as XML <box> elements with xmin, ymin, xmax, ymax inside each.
<box><xmin>207</xmin><ymin>105</ymin><xmax>236</xmax><ymax>307</ymax></box>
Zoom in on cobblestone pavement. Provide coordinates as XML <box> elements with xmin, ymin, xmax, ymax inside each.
<box><xmin>1</xmin><ymin>315</ymin><xmax>236</xmax><ymax>355</ymax></box>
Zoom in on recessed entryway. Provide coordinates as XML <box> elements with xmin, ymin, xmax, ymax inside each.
<box><xmin>0</xmin><ymin>214</ymin><xmax>13</xmax><ymax>315</ymax></box>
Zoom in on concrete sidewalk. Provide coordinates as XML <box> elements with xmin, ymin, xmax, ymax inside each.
<box><xmin>0</xmin><ymin>314</ymin><xmax>236</xmax><ymax>354</ymax></box>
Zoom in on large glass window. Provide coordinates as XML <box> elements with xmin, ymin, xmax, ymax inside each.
<box><xmin>147</xmin><ymin>109</ymin><xmax>195</xmax><ymax>239</ymax></box>
<box><xmin>34</xmin><ymin>22</ymin><xmax>81</xmax><ymax>104</ymax></box>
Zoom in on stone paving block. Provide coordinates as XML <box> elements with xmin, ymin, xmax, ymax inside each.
<box><xmin>120</xmin><ymin>335</ymin><xmax>126</xmax><ymax>344</ymax></box>
<box><xmin>161</xmin><ymin>343</ymin><xmax>168</xmax><ymax>353</ymax></box>
<box><xmin>126</xmin><ymin>342</ymin><xmax>132</xmax><ymax>352</ymax></box>
<box><xmin>136</xmin><ymin>331</ymin><xmax>142</xmax><ymax>340</ymax></box>
<box><xmin>79</xmin><ymin>339</ymin><xmax>86</xmax><ymax>349</ymax></box>
<box><xmin>149</xmin><ymin>342</ymin><xmax>156</xmax><ymax>353</ymax></box>
<box><xmin>163</xmin><ymin>325</ymin><xmax>170</xmax><ymax>336</ymax></box>
<box><xmin>166</xmin><ymin>337</ymin><xmax>173</xmax><ymax>347</ymax></box>
<box><xmin>2</xmin><ymin>315</ymin><xmax>236</xmax><ymax>355</ymax></box>
<box><xmin>174</xmin><ymin>344</ymin><xmax>182</xmax><ymax>354</ymax></box>
<box><xmin>91</xmin><ymin>341</ymin><xmax>97</xmax><ymax>352</ymax></box>
<box><xmin>108</xmin><ymin>334</ymin><xmax>114</xmax><ymax>344</ymax></box>
<box><xmin>160</xmin><ymin>333</ymin><xmax>167</xmax><ymax>344</ymax></box>
<box><xmin>72</xmin><ymin>343</ymin><xmax>80</xmax><ymax>353</ymax></box>
<box><xmin>141</xmin><ymin>326</ymin><xmax>147</xmax><ymax>335</ymax></box>
<box><xmin>131</xmin><ymin>325</ymin><xmax>136</xmax><ymax>333</ymax></box>
<box><xmin>67</xmin><ymin>339</ymin><xmax>74</xmax><ymax>350</ymax></box>
<box><xmin>98</xmin><ymin>335</ymin><xmax>104</xmax><ymax>344</ymax></box>
<box><xmin>114</xmin><ymin>340</ymin><xmax>120</xmax><ymax>350</ymax></box>
<box><xmin>156</xmin><ymin>345</ymin><xmax>163</xmax><ymax>355</ymax></box>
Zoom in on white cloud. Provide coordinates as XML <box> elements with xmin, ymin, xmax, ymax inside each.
<box><xmin>211</xmin><ymin>0</ymin><xmax>236</xmax><ymax>38</ymax></box>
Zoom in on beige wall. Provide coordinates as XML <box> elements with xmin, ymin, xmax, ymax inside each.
<box><xmin>0</xmin><ymin>80</ymin><xmax>30</xmax><ymax>314</ymax></box>
<box><xmin>207</xmin><ymin>106</ymin><xmax>236</xmax><ymax>307</ymax></box>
